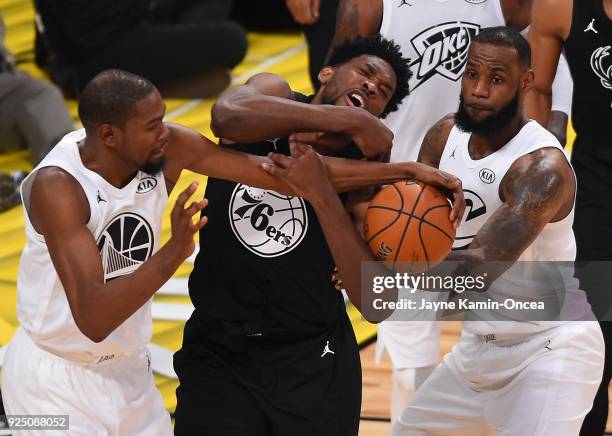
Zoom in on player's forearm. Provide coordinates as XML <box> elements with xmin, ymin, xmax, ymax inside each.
<box><xmin>211</xmin><ymin>95</ymin><xmax>359</xmax><ymax>142</ymax></box>
<box><xmin>310</xmin><ymin>188</ymin><xmax>397</xmax><ymax>322</ymax></box>
<box><xmin>75</xmin><ymin>244</ymin><xmax>185</xmax><ymax>342</ymax></box>
<box><xmin>524</xmin><ymin>88</ymin><xmax>553</xmax><ymax>127</ymax></box>
<box><xmin>326</xmin><ymin>159</ymin><xmax>416</xmax><ymax>192</ymax></box>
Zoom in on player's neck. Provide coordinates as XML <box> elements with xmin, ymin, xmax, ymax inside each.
<box><xmin>468</xmin><ymin>115</ymin><xmax>529</xmax><ymax>159</ymax></box>
<box><xmin>80</xmin><ymin>139</ymin><xmax>139</xmax><ymax>189</ymax></box>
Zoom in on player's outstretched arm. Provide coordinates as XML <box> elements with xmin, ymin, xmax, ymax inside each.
<box><xmin>447</xmin><ymin>148</ymin><xmax>574</xmax><ymax>280</ymax></box>
<box><xmin>525</xmin><ymin>0</ymin><xmax>572</xmax><ymax>126</ymax></box>
<box><xmin>166</xmin><ymin>123</ymin><xmax>463</xmax><ymax>215</ymax></box>
<box><xmin>210</xmin><ymin>73</ymin><xmax>393</xmax><ymax>161</ymax></box>
<box><xmin>29</xmin><ymin>169</ymin><xmax>206</xmax><ymax>343</ymax></box>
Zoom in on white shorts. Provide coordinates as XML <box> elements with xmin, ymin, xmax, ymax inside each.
<box><xmin>1</xmin><ymin>328</ymin><xmax>172</xmax><ymax>436</ymax></box>
<box><xmin>391</xmin><ymin>322</ymin><xmax>604</xmax><ymax>436</ymax></box>
<box><xmin>376</xmin><ymin>321</ymin><xmax>442</xmax><ymax>368</ymax></box>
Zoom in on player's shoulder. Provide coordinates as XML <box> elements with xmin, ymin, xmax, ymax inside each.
<box><xmin>245</xmin><ymin>73</ymin><xmax>293</xmax><ymax>99</ymax></box>
<box><xmin>29</xmin><ymin>166</ymin><xmax>90</xmax><ymax>226</ymax></box>
<box><xmin>418</xmin><ymin>114</ymin><xmax>455</xmax><ymax>166</ymax></box>
<box><xmin>530</xmin><ymin>0</ymin><xmax>572</xmax><ymax>38</ymax></box>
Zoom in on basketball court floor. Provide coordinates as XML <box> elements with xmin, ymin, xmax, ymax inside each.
<box><xmin>0</xmin><ymin>0</ymin><xmax>609</xmax><ymax>435</ymax></box>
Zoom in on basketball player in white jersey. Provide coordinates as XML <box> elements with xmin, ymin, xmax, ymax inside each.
<box><xmin>389</xmin><ymin>27</ymin><xmax>604</xmax><ymax>435</ymax></box>
<box><xmin>1</xmin><ymin>67</ymin><xmax>464</xmax><ymax>435</ymax></box>
<box><xmin>327</xmin><ymin>0</ymin><xmax>575</xmax><ymax>420</ymax></box>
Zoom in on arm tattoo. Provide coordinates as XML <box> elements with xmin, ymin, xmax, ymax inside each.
<box><xmin>417</xmin><ymin>114</ymin><xmax>454</xmax><ymax>167</ymax></box>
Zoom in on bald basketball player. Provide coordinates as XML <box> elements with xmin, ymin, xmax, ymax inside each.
<box><xmin>1</xmin><ymin>67</ymin><xmax>462</xmax><ymax>435</ymax></box>
<box><xmin>268</xmin><ymin>27</ymin><xmax>604</xmax><ymax>436</ymax></box>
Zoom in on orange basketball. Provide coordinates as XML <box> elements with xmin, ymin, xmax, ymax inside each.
<box><xmin>364</xmin><ymin>181</ymin><xmax>456</xmax><ymax>272</ymax></box>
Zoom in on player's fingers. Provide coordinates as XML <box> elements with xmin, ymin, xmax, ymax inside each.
<box><xmin>268</xmin><ymin>152</ymin><xmax>291</xmax><ymax>169</ymax></box>
<box><xmin>184</xmin><ymin>199</ymin><xmax>208</xmax><ymax>218</ymax></box>
<box><xmin>311</xmin><ymin>0</ymin><xmax>320</xmax><ymax>20</ymax></box>
<box><xmin>190</xmin><ymin>215</ymin><xmax>208</xmax><ymax>233</ymax></box>
<box><xmin>289</xmin><ymin>140</ymin><xmax>307</xmax><ymax>158</ymax></box>
<box><xmin>451</xmin><ymin>191</ymin><xmax>466</xmax><ymax>229</ymax></box>
<box><xmin>261</xmin><ymin>162</ymin><xmax>288</xmax><ymax>177</ymax></box>
<box><xmin>172</xmin><ymin>182</ymin><xmax>198</xmax><ymax>217</ymax></box>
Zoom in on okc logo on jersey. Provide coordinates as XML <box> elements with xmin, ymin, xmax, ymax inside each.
<box><xmin>409</xmin><ymin>22</ymin><xmax>481</xmax><ymax>91</ymax></box>
<box><xmin>97</xmin><ymin>213</ymin><xmax>154</xmax><ymax>281</ymax></box>
<box><xmin>229</xmin><ymin>184</ymin><xmax>308</xmax><ymax>257</ymax></box>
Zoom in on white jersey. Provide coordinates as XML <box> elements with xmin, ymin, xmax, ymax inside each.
<box><xmin>380</xmin><ymin>0</ymin><xmax>505</xmax><ymax>163</ymax></box>
<box><xmin>17</xmin><ymin>129</ymin><xmax>167</xmax><ymax>364</ymax></box>
<box><xmin>439</xmin><ymin>121</ymin><xmax>593</xmax><ymax>337</ymax></box>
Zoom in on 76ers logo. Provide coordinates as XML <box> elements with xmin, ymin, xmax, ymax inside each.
<box><xmin>410</xmin><ymin>22</ymin><xmax>481</xmax><ymax>91</ymax></box>
<box><xmin>229</xmin><ymin>185</ymin><xmax>308</xmax><ymax>257</ymax></box>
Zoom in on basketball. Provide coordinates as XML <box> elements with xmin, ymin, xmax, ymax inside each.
<box><xmin>364</xmin><ymin>181</ymin><xmax>456</xmax><ymax>272</ymax></box>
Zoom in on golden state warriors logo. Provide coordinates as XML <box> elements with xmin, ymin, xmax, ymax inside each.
<box><xmin>229</xmin><ymin>184</ymin><xmax>308</xmax><ymax>257</ymax></box>
<box><xmin>97</xmin><ymin>213</ymin><xmax>154</xmax><ymax>281</ymax></box>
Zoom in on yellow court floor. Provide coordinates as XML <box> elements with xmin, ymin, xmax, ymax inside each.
<box><xmin>0</xmin><ymin>0</ymin><xmax>378</xmax><ymax>414</ymax></box>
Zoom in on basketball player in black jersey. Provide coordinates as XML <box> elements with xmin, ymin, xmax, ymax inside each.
<box><xmin>172</xmin><ymin>36</ymin><xmax>464</xmax><ymax>436</ymax></box>
<box><xmin>526</xmin><ymin>1</ymin><xmax>612</xmax><ymax>433</ymax></box>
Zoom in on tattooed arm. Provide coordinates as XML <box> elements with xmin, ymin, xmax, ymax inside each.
<box><xmin>325</xmin><ymin>0</ymin><xmax>383</xmax><ymax>63</ymax></box>
<box><xmin>417</xmin><ymin>114</ymin><xmax>455</xmax><ymax>167</ymax></box>
<box><xmin>446</xmin><ymin>147</ymin><xmax>575</xmax><ymax>282</ymax></box>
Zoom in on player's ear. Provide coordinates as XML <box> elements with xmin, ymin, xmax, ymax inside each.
<box><xmin>521</xmin><ymin>69</ymin><xmax>534</xmax><ymax>94</ymax></box>
<box><xmin>318</xmin><ymin>66</ymin><xmax>335</xmax><ymax>86</ymax></box>
<box><xmin>99</xmin><ymin>123</ymin><xmax>119</xmax><ymax>148</ymax></box>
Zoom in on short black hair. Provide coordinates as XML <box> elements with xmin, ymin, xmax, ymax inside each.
<box><xmin>327</xmin><ymin>35</ymin><xmax>411</xmax><ymax>118</ymax></box>
<box><xmin>472</xmin><ymin>26</ymin><xmax>531</xmax><ymax>68</ymax></box>
<box><xmin>78</xmin><ymin>69</ymin><xmax>156</xmax><ymax>131</ymax></box>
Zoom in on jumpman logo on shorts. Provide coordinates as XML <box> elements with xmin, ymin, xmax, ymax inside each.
<box><xmin>584</xmin><ymin>19</ymin><xmax>598</xmax><ymax>34</ymax></box>
<box><xmin>321</xmin><ymin>340</ymin><xmax>335</xmax><ymax>357</ymax></box>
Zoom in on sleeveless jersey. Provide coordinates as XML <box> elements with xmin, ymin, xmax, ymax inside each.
<box><xmin>184</xmin><ymin>94</ymin><xmax>362</xmax><ymax>343</ymax></box>
<box><xmin>17</xmin><ymin>129</ymin><xmax>167</xmax><ymax>363</ymax></box>
<box><xmin>379</xmin><ymin>0</ymin><xmax>505</xmax><ymax>163</ymax></box>
<box><xmin>439</xmin><ymin>121</ymin><xmax>592</xmax><ymax>337</ymax></box>
<box><xmin>564</xmin><ymin>0</ymin><xmax>612</xmax><ymax>174</ymax></box>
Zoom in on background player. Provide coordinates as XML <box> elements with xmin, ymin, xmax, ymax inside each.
<box><xmin>173</xmin><ymin>35</ymin><xmax>464</xmax><ymax>436</ymax></box>
<box><xmin>327</xmin><ymin>0</ymin><xmax>575</xmax><ymax>419</ymax></box>
<box><xmin>268</xmin><ymin>25</ymin><xmax>603</xmax><ymax>436</ymax></box>
<box><xmin>525</xmin><ymin>1</ymin><xmax>612</xmax><ymax>433</ymax></box>
<box><xmin>1</xmin><ymin>67</ymin><xmax>462</xmax><ymax>435</ymax></box>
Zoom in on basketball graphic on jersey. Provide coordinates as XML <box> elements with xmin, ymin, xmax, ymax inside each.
<box><xmin>453</xmin><ymin>189</ymin><xmax>487</xmax><ymax>250</ymax></box>
<box><xmin>229</xmin><ymin>184</ymin><xmax>308</xmax><ymax>257</ymax></box>
<box><xmin>97</xmin><ymin>213</ymin><xmax>154</xmax><ymax>281</ymax></box>
<box><xmin>410</xmin><ymin>22</ymin><xmax>480</xmax><ymax>91</ymax></box>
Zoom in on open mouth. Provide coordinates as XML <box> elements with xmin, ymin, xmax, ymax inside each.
<box><xmin>347</xmin><ymin>91</ymin><xmax>366</xmax><ymax>109</ymax></box>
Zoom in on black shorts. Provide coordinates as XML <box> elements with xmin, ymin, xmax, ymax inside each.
<box><xmin>173</xmin><ymin>313</ymin><xmax>361</xmax><ymax>436</ymax></box>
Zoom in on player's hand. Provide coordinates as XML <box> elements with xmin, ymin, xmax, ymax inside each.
<box><xmin>286</xmin><ymin>0</ymin><xmax>320</xmax><ymax>25</ymax></box>
<box><xmin>291</xmin><ymin>131</ymin><xmax>352</xmax><ymax>155</ymax></box>
<box><xmin>167</xmin><ymin>182</ymin><xmax>208</xmax><ymax>260</ymax></box>
<box><xmin>348</xmin><ymin>110</ymin><xmax>394</xmax><ymax>162</ymax></box>
<box><xmin>409</xmin><ymin>163</ymin><xmax>465</xmax><ymax>229</ymax></box>
<box><xmin>261</xmin><ymin>139</ymin><xmax>334</xmax><ymax>202</ymax></box>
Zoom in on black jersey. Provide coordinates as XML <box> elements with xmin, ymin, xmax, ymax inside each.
<box><xmin>185</xmin><ymin>95</ymin><xmax>362</xmax><ymax>342</ymax></box>
<box><xmin>565</xmin><ymin>0</ymin><xmax>612</xmax><ymax>174</ymax></box>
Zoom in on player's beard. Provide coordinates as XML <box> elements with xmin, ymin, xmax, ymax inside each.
<box><xmin>140</xmin><ymin>156</ymin><xmax>166</xmax><ymax>176</ymax></box>
<box><xmin>454</xmin><ymin>92</ymin><xmax>520</xmax><ymax>136</ymax></box>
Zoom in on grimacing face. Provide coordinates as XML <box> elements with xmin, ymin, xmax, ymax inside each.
<box><xmin>119</xmin><ymin>90</ymin><xmax>170</xmax><ymax>175</ymax></box>
<box><xmin>319</xmin><ymin>55</ymin><xmax>397</xmax><ymax>118</ymax></box>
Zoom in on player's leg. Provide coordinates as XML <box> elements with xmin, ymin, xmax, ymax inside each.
<box><xmin>377</xmin><ymin>321</ymin><xmax>442</xmax><ymax>423</ymax></box>
<box><xmin>1</xmin><ymin>328</ymin><xmax>114</xmax><ymax>435</ymax></box>
<box><xmin>391</xmin><ymin>350</ymin><xmax>488</xmax><ymax>436</ymax></box>
<box><xmin>390</xmin><ymin>364</ymin><xmax>436</xmax><ymax>422</ymax></box>
<box><xmin>487</xmin><ymin>322</ymin><xmax>604</xmax><ymax>436</ymax></box>
<box><xmin>173</xmin><ymin>349</ymin><xmax>270</xmax><ymax>436</ymax></box>
<box><xmin>572</xmin><ymin>160</ymin><xmax>612</xmax><ymax>435</ymax></box>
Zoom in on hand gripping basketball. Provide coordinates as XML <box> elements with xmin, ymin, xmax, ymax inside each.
<box><xmin>168</xmin><ymin>182</ymin><xmax>208</xmax><ymax>260</ymax></box>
